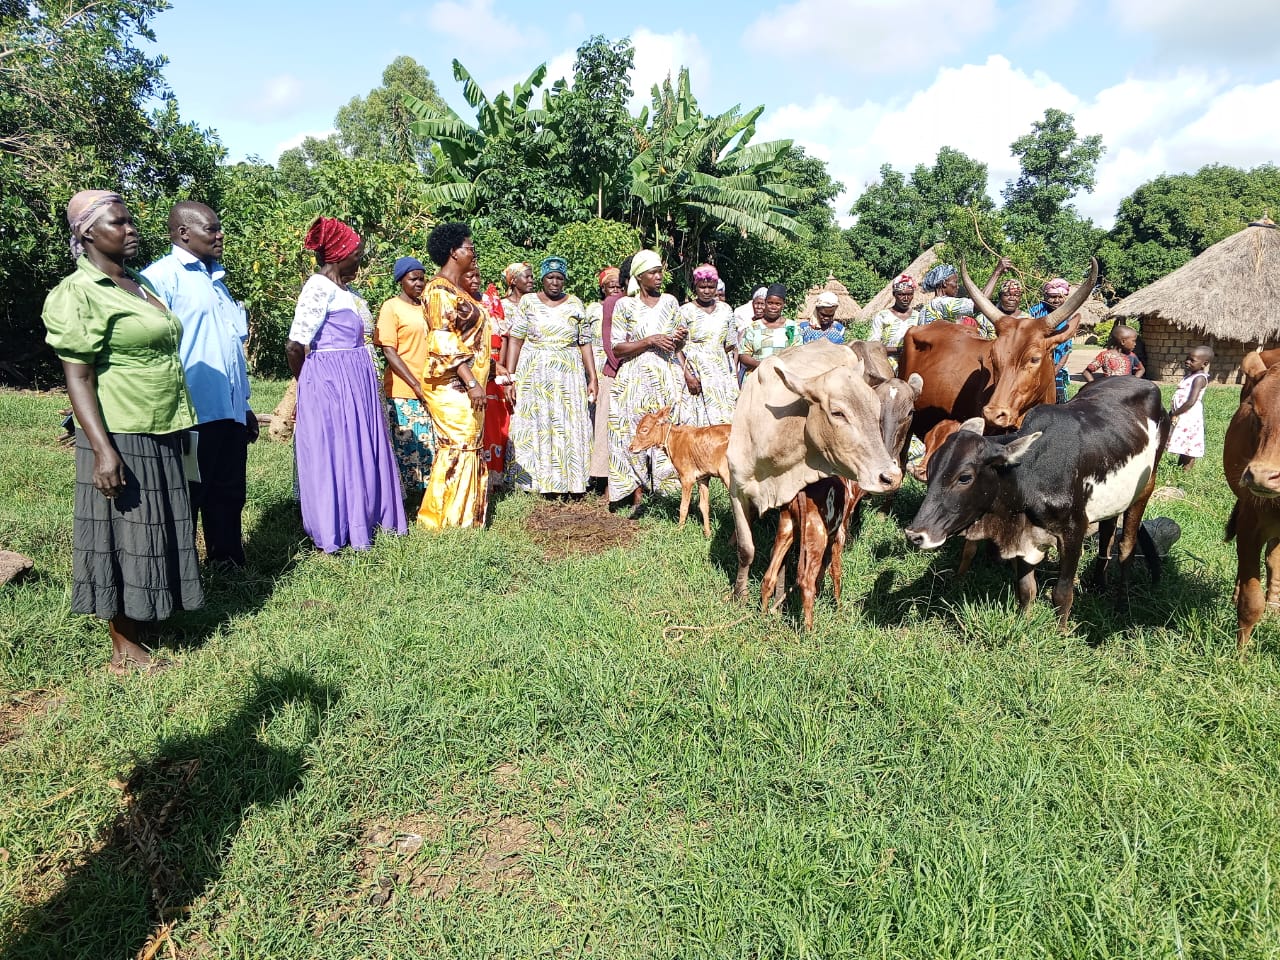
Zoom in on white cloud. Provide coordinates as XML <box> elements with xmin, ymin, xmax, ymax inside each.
<box><xmin>421</xmin><ymin>0</ymin><xmax>542</xmax><ymax>55</ymax></box>
<box><xmin>245</xmin><ymin>74</ymin><xmax>305</xmax><ymax>121</ymax></box>
<box><xmin>1109</xmin><ymin>0</ymin><xmax>1280</xmax><ymax>62</ymax></box>
<box><xmin>743</xmin><ymin>0</ymin><xmax>997</xmax><ymax>71</ymax></box>
<box><xmin>629</xmin><ymin>28</ymin><xmax>710</xmax><ymax>109</ymax></box>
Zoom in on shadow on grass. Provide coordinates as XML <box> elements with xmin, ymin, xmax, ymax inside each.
<box><xmin>167</xmin><ymin>497</ymin><xmax>308</xmax><ymax>652</ymax></box>
<box><xmin>1</xmin><ymin>669</ymin><xmax>337</xmax><ymax>960</ymax></box>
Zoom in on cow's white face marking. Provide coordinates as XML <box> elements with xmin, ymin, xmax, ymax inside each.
<box><xmin>908</xmin><ymin>529</ymin><xmax>947</xmax><ymax>550</ymax></box>
<box><xmin>888</xmin><ymin>386</ymin><xmax>898</xmax><ymax>402</ymax></box>
<box><xmin>1084</xmin><ymin>418</ymin><xmax>1161</xmax><ymax>522</ymax></box>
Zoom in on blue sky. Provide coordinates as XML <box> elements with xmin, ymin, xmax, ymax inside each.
<box><xmin>151</xmin><ymin>0</ymin><xmax>1279</xmax><ymax>227</ymax></box>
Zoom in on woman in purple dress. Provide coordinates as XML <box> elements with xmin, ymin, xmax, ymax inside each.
<box><xmin>285</xmin><ymin>217</ymin><xmax>406</xmax><ymax>552</ymax></box>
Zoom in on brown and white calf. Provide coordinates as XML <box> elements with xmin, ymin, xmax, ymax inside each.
<box><xmin>1225</xmin><ymin>349</ymin><xmax>1280</xmax><ymax>652</ymax></box>
<box><xmin>761</xmin><ymin>373</ymin><xmax>923</xmax><ymax>628</ymax></box>
<box><xmin>905</xmin><ymin>375</ymin><xmax>1168</xmax><ymax>629</ymax></box>
<box><xmin>630</xmin><ymin>407</ymin><xmax>731</xmax><ymax>537</ymax></box>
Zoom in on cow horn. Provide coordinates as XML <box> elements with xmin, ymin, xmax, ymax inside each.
<box><xmin>1043</xmin><ymin>258</ymin><xmax>1099</xmax><ymax>332</ymax></box>
<box><xmin>960</xmin><ymin>258</ymin><xmax>1003</xmax><ymax>325</ymax></box>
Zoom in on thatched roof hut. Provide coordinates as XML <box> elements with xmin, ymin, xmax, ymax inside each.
<box><xmin>796</xmin><ymin>274</ymin><xmax>861</xmax><ymax>322</ymax></box>
<box><xmin>1107</xmin><ymin>219</ymin><xmax>1280</xmax><ymax>382</ymax></box>
<box><xmin>858</xmin><ymin>245</ymin><xmax>941</xmax><ymax>320</ymax></box>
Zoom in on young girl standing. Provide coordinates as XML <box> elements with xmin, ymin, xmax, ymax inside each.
<box><xmin>1167</xmin><ymin>345</ymin><xmax>1213</xmax><ymax>471</ymax></box>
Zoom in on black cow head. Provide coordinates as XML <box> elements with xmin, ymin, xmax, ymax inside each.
<box><xmin>904</xmin><ymin>417</ymin><xmax>1042</xmax><ymax>550</ymax></box>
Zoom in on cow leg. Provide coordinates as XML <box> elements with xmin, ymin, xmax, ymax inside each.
<box><xmin>956</xmin><ymin>538</ymin><xmax>980</xmax><ymax>578</ymax></box>
<box><xmin>677</xmin><ymin>475</ymin><xmax>694</xmax><ymax>529</ymax></box>
<box><xmin>1051</xmin><ymin>528</ymin><xmax>1086</xmax><ymax>629</ymax></box>
<box><xmin>730</xmin><ymin>495</ymin><xmax>757</xmax><ymax>601</ymax></box>
<box><xmin>1236</xmin><ymin>517</ymin><xmax>1267</xmax><ymax>653</ymax></box>
<box><xmin>1266</xmin><ymin>538</ymin><xmax>1280</xmax><ymax>610</ymax></box>
<box><xmin>830</xmin><ymin>524</ymin><xmax>846</xmax><ymax>609</ymax></box>
<box><xmin>761</xmin><ymin>506</ymin><xmax>796</xmax><ymax>614</ymax></box>
<box><xmin>798</xmin><ymin>506</ymin><xmax>826</xmax><ymax>630</ymax></box>
<box><xmin>1091</xmin><ymin>517</ymin><xmax>1118</xmax><ymax>589</ymax></box>
<box><xmin>698</xmin><ymin>478</ymin><xmax>712</xmax><ymax>539</ymax></box>
<box><xmin>1013</xmin><ymin>557</ymin><xmax>1038</xmax><ymax>612</ymax></box>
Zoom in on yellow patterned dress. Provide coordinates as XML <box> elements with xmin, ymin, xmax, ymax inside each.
<box><xmin>505</xmin><ymin>293</ymin><xmax>594</xmax><ymax>494</ymax></box>
<box><xmin>417</xmin><ymin>275</ymin><xmax>492</xmax><ymax>530</ymax></box>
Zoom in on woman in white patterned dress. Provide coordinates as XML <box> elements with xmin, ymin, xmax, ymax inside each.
<box><xmin>608</xmin><ymin>250</ymin><xmax>686</xmax><ymax>515</ymax></box>
<box><xmin>676</xmin><ymin>263</ymin><xmax>738</xmax><ymax>425</ymax></box>
<box><xmin>505</xmin><ymin>256</ymin><xmax>597</xmax><ymax>495</ymax></box>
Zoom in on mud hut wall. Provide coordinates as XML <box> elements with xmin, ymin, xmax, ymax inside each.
<box><xmin>1139</xmin><ymin>316</ymin><xmax>1270</xmax><ymax>384</ymax></box>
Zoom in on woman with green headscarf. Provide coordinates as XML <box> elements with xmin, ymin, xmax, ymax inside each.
<box><xmin>505</xmin><ymin>255</ymin><xmax>597</xmax><ymax>495</ymax></box>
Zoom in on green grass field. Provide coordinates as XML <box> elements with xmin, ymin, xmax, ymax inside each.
<box><xmin>2</xmin><ymin>380</ymin><xmax>1279</xmax><ymax>959</ymax></box>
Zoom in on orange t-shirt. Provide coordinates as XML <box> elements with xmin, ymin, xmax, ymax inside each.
<box><xmin>373</xmin><ymin>296</ymin><xmax>429</xmax><ymax>399</ymax></box>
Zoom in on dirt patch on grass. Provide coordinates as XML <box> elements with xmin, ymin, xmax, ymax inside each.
<box><xmin>0</xmin><ymin>689</ymin><xmax>59</xmax><ymax>747</ymax></box>
<box><xmin>351</xmin><ymin>809</ymin><xmax>544</xmax><ymax>907</ymax></box>
<box><xmin>523</xmin><ymin>498</ymin><xmax>636</xmax><ymax>559</ymax></box>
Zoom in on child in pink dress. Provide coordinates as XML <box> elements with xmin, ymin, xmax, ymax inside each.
<box><xmin>1167</xmin><ymin>345</ymin><xmax>1213</xmax><ymax>470</ymax></box>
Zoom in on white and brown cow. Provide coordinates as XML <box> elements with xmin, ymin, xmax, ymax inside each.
<box><xmin>904</xmin><ymin>375</ymin><xmax>1169</xmax><ymax>628</ymax></box>
<box><xmin>727</xmin><ymin>339</ymin><xmax>903</xmax><ymax>600</ymax></box>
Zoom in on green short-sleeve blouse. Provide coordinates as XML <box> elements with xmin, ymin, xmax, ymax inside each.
<box><xmin>43</xmin><ymin>256</ymin><xmax>196</xmax><ymax>435</ymax></box>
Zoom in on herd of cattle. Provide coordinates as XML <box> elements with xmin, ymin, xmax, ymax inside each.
<box><xmin>633</xmin><ymin>256</ymin><xmax>1280</xmax><ymax>652</ymax></box>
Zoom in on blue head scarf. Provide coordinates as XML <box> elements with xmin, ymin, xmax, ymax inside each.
<box><xmin>393</xmin><ymin>256</ymin><xmax>425</xmax><ymax>283</ymax></box>
<box><xmin>539</xmin><ymin>256</ymin><xmax>568</xmax><ymax>280</ymax></box>
<box><xmin>922</xmin><ymin>264</ymin><xmax>957</xmax><ymax>292</ymax></box>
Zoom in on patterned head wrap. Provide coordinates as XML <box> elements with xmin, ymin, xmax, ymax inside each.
<box><xmin>393</xmin><ymin>256</ymin><xmax>425</xmax><ymax>283</ymax></box>
<box><xmin>999</xmin><ymin>278</ymin><xmax>1023</xmax><ymax>296</ymax></box>
<box><xmin>597</xmin><ymin>266</ymin><xmax>620</xmax><ymax>290</ymax></box>
<box><xmin>692</xmin><ymin>263</ymin><xmax>719</xmax><ymax>283</ymax></box>
<box><xmin>922</xmin><ymin>264</ymin><xmax>957</xmax><ymax>292</ymax></box>
<box><xmin>1043</xmin><ymin>278</ymin><xmax>1070</xmax><ymax>296</ymax></box>
<box><xmin>627</xmin><ymin>250</ymin><xmax>663</xmax><ymax>294</ymax></box>
<box><xmin>503</xmin><ymin>262</ymin><xmax>531</xmax><ymax>290</ymax></box>
<box><xmin>66</xmin><ymin>189</ymin><xmax>125</xmax><ymax>260</ymax></box>
<box><xmin>815</xmin><ymin>291</ymin><xmax>839</xmax><ymax>308</ymax></box>
<box><xmin>539</xmin><ymin>256</ymin><xmax>568</xmax><ymax>280</ymax></box>
<box><xmin>891</xmin><ymin>273</ymin><xmax>916</xmax><ymax>292</ymax></box>
<box><xmin>304</xmin><ymin>216</ymin><xmax>361</xmax><ymax>264</ymax></box>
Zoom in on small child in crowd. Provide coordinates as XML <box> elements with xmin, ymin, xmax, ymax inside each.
<box><xmin>1082</xmin><ymin>324</ymin><xmax>1145</xmax><ymax>381</ymax></box>
<box><xmin>1166</xmin><ymin>345</ymin><xmax>1213</xmax><ymax>471</ymax></box>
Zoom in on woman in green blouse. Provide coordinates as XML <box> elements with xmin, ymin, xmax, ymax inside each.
<box><xmin>43</xmin><ymin>190</ymin><xmax>204</xmax><ymax>675</ymax></box>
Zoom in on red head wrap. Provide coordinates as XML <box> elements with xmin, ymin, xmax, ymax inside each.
<box><xmin>304</xmin><ymin>216</ymin><xmax>361</xmax><ymax>265</ymax></box>
<box><xmin>891</xmin><ymin>273</ymin><xmax>916</xmax><ymax>292</ymax></box>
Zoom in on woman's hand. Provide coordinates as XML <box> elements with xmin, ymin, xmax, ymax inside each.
<box><xmin>684</xmin><ymin>371</ymin><xmax>702</xmax><ymax>396</ymax></box>
<box><xmin>648</xmin><ymin>333</ymin><xmax>677</xmax><ymax>353</ymax></box>
<box><xmin>92</xmin><ymin>447</ymin><xmax>126</xmax><ymax>499</ymax></box>
<box><xmin>503</xmin><ymin>382</ymin><xmax>517</xmax><ymax>408</ymax></box>
<box><xmin>466</xmin><ymin>382</ymin><xmax>486</xmax><ymax>410</ymax></box>
<box><xmin>587</xmin><ymin>378</ymin><xmax>599</xmax><ymax>403</ymax></box>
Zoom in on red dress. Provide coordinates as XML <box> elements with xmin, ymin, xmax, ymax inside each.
<box><xmin>481</xmin><ymin>284</ymin><xmax>510</xmax><ymax>477</ymax></box>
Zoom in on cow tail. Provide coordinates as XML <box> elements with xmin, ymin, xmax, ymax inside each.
<box><xmin>1225</xmin><ymin>502</ymin><xmax>1240</xmax><ymax>543</ymax></box>
<box><xmin>1136</xmin><ymin>522</ymin><xmax>1162</xmax><ymax>584</ymax></box>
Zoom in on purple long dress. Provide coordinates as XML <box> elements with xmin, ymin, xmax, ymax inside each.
<box><xmin>295</xmin><ymin>295</ymin><xmax>406</xmax><ymax>552</ymax></box>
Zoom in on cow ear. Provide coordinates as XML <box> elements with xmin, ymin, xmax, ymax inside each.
<box><xmin>958</xmin><ymin>416</ymin><xmax>985</xmax><ymax>436</ymax></box>
<box><xmin>772</xmin><ymin>361</ymin><xmax>827</xmax><ymax>404</ymax></box>
<box><xmin>907</xmin><ymin>372</ymin><xmax>924</xmax><ymax>399</ymax></box>
<box><xmin>993</xmin><ymin>431</ymin><xmax>1042</xmax><ymax>466</ymax></box>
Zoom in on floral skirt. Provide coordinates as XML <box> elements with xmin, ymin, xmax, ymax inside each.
<box><xmin>388</xmin><ymin>398</ymin><xmax>435</xmax><ymax>492</ymax></box>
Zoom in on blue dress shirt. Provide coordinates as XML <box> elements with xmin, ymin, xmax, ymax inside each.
<box><xmin>143</xmin><ymin>245</ymin><xmax>250</xmax><ymax>425</ymax></box>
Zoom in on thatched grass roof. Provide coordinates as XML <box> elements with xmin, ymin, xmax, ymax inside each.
<box><xmin>1107</xmin><ymin>219</ymin><xmax>1280</xmax><ymax>341</ymax></box>
<box><xmin>858</xmin><ymin>245</ymin><xmax>941</xmax><ymax>320</ymax></box>
<box><xmin>796</xmin><ymin>274</ymin><xmax>861</xmax><ymax>322</ymax></box>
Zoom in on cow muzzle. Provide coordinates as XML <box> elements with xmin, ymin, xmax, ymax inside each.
<box><xmin>904</xmin><ymin>526</ymin><xmax>945</xmax><ymax>550</ymax></box>
<box><xmin>859</xmin><ymin>463</ymin><xmax>903</xmax><ymax>494</ymax></box>
<box><xmin>1242</xmin><ymin>463</ymin><xmax>1280</xmax><ymax>498</ymax></box>
<box><xmin>982</xmin><ymin>404</ymin><xmax>1021</xmax><ymax>431</ymax></box>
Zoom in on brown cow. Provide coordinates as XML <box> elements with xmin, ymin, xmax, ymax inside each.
<box><xmin>902</xmin><ymin>259</ymin><xmax>1098</xmax><ymax>467</ymax></box>
<box><xmin>1225</xmin><ymin>349</ymin><xmax>1280</xmax><ymax>652</ymax></box>
<box><xmin>630</xmin><ymin>407</ymin><xmax>731</xmax><ymax>538</ymax></box>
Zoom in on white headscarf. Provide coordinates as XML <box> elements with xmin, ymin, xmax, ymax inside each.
<box><xmin>627</xmin><ymin>250</ymin><xmax>663</xmax><ymax>295</ymax></box>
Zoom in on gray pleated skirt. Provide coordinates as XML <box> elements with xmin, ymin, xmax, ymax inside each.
<box><xmin>72</xmin><ymin>430</ymin><xmax>204</xmax><ymax>621</ymax></box>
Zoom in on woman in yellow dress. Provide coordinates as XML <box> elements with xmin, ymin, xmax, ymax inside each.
<box><xmin>418</xmin><ymin>223</ymin><xmax>493</xmax><ymax>530</ymax></box>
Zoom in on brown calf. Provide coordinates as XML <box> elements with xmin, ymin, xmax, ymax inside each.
<box><xmin>630</xmin><ymin>407</ymin><xmax>731</xmax><ymax>537</ymax></box>
<box><xmin>1225</xmin><ymin>349</ymin><xmax>1280</xmax><ymax>652</ymax></box>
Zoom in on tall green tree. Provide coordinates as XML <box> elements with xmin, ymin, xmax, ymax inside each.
<box><xmin>1001</xmin><ymin>108</ymin><xmax>1103</xmax><ymax>245</ymax></box>
<box><xmin>0</xmin><ymin>0</ymin><xmax>224</xmax><ymax>381</ymax></box>
<box><xmin>549</xmin><ymin>35</ymin><xmax>636</xmax><ymax>218</ymax></box>
<box><xmin>334</xmin><ymin>56</ymin><xmax>445</xmax><ymax>170</ymax></box>
<box><xmin>627</xmin><ymin>68</ymin><xmax>805</xmax><ymax>284</ymax></box>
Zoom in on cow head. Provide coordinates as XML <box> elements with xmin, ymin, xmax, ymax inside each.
<box><xmin>875</xmin><ymin>372</ymin><xmax>924</xmax><ymax>466</ymax></box>
<box><xmin>962</xmin><ymin>258</ymin><xmax>1098</xmax><ymax>431</ymax></box>
<box><xmin>1239</xmin><ymin>352</ymin><xmax>1280</xmax><ymax>498</ymax></box>
<box><xmin>629</xmin><ymin>405</ymin><xmax>673</xmax><ymax>453</ymax></box>
<box><xmin>904</xmin><ymin>416</ymin><xmax>1042</xmax><ymax>549</ymax></box>
<box><xmin>773</xmin><ymin>354</ymin><xmax>904</xmax><ymax>493</ymax></box>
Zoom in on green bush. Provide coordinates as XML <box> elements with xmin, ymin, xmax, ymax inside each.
<box><xmin>544</xmin><ymin>219</ymin><xmax>641</xmax><ymax>302</ymax></box>
<box><xmin>471</xmin><ymin>224</ymin><xmax>533</xmax><ymax>298</ymax></box>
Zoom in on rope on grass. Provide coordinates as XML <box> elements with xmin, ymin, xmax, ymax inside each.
<box><xmin>653</xmin><ymin>608</ymin><xmax>757</xmax><ymax>641</ymax></box>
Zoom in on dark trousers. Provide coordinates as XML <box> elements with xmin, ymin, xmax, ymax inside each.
<box><xmin>190</xmin><ymin>418</ymin><xmax>249</xmax><ymax>566</ymax></box>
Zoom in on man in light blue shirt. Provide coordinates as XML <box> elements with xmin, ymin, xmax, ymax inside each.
<box><xmin>144</xmin><ymin>202</ymin><xmax>256</xmax><ymax>566</ymax></box>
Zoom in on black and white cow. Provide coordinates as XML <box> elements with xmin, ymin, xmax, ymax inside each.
<box><xmin>904</xmin><ymin>376</ymin><xmax>1170</xmax><ymax>627</ymax></box>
